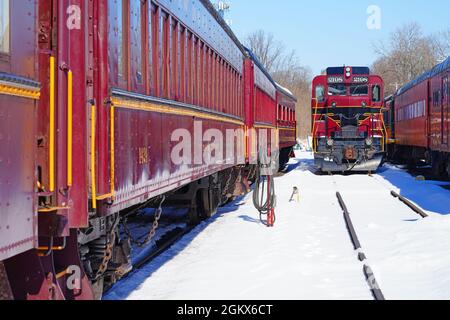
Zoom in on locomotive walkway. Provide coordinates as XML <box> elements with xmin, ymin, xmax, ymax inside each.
<box><xmin>105</xmin><ymin>152</ymin><xmax>450</xmax><ymax>300</ymax></box>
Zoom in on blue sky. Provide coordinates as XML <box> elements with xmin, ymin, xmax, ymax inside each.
<box><xmin>226</xmin><ymin>0</ymin><xmax>450</xmax><ymax>75</ymax></box>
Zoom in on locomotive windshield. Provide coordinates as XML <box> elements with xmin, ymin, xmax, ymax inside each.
<box><xmin>349</xmin><ymin>85</ymin><xmax>368</xmax><ymax>96</ymax></box>
<box><xmin>328</xmin><ymin>84</ymin><xmax>369</xmax><ymax>96</ymax></box>
<box><xmin>328</xmin><ymin>84</ymin><xmax>346</xmax><ymax>96</ymax></box>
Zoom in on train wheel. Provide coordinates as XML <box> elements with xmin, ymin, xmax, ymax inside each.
<box><xmin>432</xmin><ymin>153</ymin><xmax>445</xmax><ymax>178</ymax></box>
<box><xmin>188</xmin><ymin>175</ymin><xmax>221</xmax><ymax>224</ymax></box>
<box><xmin>198</xmin><ymin>188</ymin><xmax>218</xmax><ymax>219</ymax></box>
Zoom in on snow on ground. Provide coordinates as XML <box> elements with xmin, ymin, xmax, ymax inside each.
<box><xmin>105</xmin><ymin>152</ymin><xmax>450</xmax><ymax>300</ymax></box>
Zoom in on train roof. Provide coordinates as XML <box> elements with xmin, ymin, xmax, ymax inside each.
<box><xmin>326</xmin><ymin>66</ymin><xmax>370</xmax><ymax>75</ymax></box>
<box><xmin>275</xmin><ymin>82</ymin><xmax>297</xmax><ymax>102</ymax></box>
<box><xmin>244</xmin><ymin>47</ymin><xmax>276</xmax><ymax>85</ymax></box>
<box><xmin>396</xmin><ymin>56</ymin><xmax>450</xmax><ymax>96</ymax></box>
<box><xmin>396</xmin><ymin>70</ymin><xmax>432</xmax><ymax>96</ymax></box>
<box><xmin>430</xmin><ymin>56</ymin><xmax>450</xmax><ymax>77</ymax></box>
<box><xmin>199</xmin><ymin>0</ymin><xmax>247</xmax><ymax>56</ymax></box>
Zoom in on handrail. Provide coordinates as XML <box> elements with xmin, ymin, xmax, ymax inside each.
<box><xmin>49</xmin><ymin>56</ymin><xmax>56</xmax><ymax>192</ymax></box>
<box><xmin>67</xmin><ymin>70</ymin><xmax>73</xmax><ymax>187</ymax></box>
<box><xmin>379</xmin><ymin>107</ymin><xmax>388</xmax><ymax>152</ymax></box>
<box><xmin>90</xmin><ymin>102</ymin><xmax>97</xmax><ymax>210</ymax></box>
<box><xmin>37</xmin><ymin>237</ymin><xmax>67</xmax><ymax>257</ymax></box>
<box><xmin>311</xmin><ymin>98</ymin><xmax>319</xmax><ymax>152</ymax></box>
<box><xmin>110</xmin><ymin>103</ymin><xmax>115</xmax><ymax>199</ymax></box>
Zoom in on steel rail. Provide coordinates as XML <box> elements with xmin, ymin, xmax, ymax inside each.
<box><xmin>390</xmin><ymin>191</ymin><xmax>428</xmax><ymax>218</ymax></box>
<box><xmin>336</xmin><ymin>192</ymin><xmax>385</xmax><ymax>301</ymax></box>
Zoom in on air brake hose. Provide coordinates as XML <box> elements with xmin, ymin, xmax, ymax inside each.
<box><xmin>253</xmin><ymin>163</ymin><xmax>276</xmax><ymax>226</ymax></box>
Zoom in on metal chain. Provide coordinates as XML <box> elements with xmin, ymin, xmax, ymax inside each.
<box><xmin>122</xmin><ymin>196</ymin><xmax>166</xmax><ymax>248</ymax></box>
<box><xmin>94</xmin><ymin>214</ymin><xmax>120</xmax><ymax>281</ymax></box>
<box><xmin>222</xmin><ymin>168</ymin><xmax>234</xmax><ymax>197</ymax></box>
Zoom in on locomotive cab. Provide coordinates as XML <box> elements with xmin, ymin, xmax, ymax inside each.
<box><xmin>312</xmin><ymin>66</ymin><xmax>386</xmax><ymax>172</ymax></box>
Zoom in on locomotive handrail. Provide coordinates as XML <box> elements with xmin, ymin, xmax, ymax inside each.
<box><xmin>311</xmin><ymin>98</ymin><xmax>319</xmax><ymax>152</ymax></box>
<box><xmin>379</xmin><ymin>107</ymin><xmax>388</xmax><ymax>152</ymax></box>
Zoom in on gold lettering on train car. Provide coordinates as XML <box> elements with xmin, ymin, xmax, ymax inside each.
<box><xmin>138</xmin><ymin>147</ymin><xmax>149</xmax><ymax>165</ymax></box>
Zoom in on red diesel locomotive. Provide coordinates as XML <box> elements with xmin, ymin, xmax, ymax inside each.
<box><xmin>385</xmin><ymin>57</ymin><xmax>450</xmax><ymax>177</ymax></box>
<box><xmin>0</xmin><ymin>0</ymin><xmax>297</xmax><ymax>300</ymax></box>
<box><xmin>311</xmin><ymin>66</ymin><xmax>385</xmax><ymax>172</ymax></box>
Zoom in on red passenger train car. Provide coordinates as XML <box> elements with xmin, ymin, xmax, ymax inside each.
<box><xmin>311</xmin><ymin>66</ymin><xmax>385</xmax><ymax>172</ymax></box>
<box><xmin>0</xmin><ymin>0</ymin><xmax>298</xmax><ymax>300</ymax></box>
<box><xmin>276</xmin><ymin>84</ymin><xmax>297</xmax><ymax>168</ymax></box>
<box><xmin>386</xmin><ymin>57</ymin><xmax>450</xmax><ymax>176</ymax></box>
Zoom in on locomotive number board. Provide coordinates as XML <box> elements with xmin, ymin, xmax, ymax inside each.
<box><xmin>352</xmin><ymin>76</ymin><xmax>369</xmax><ymax>83</ymax></box>
<box><xmin>328</xmin><ymin>76</ymin><xmax>344</xmax><ymax>84</ymax></box>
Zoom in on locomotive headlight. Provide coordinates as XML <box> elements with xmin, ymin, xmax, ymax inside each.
<box><xmin>326</xmin><ymin>138</ymin><xmax>334</xmax><ymax>148</ymax></box>
<box><xmin>362</xmin><ymin>101</ymin><xmax>367</xmax><ymax>108</ymax></box>
<box><xmin>365</xmin><ymin>138</ymin><xmax>373</xmax><ymax>147</ymax></box>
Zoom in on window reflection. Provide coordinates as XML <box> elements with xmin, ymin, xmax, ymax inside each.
<box><xmin>0</xmin><ymin>0</ymin><xmax>10</xmax><ymax>54</ymax></box>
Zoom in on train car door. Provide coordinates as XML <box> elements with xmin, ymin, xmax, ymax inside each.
<box><xmin>442</xmin><ymin>76</ymin><xmax>448</xmax><ymax>146</ymax></box>
<box><xmin>0</xmin><ymin>0</ymin><xmax>39</xmax><ymax>262</ymax></box>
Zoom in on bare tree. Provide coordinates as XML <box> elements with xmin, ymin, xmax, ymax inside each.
<box><xmin>245</xmin><ymin>30</ymin><xmax>312</xmax><ymax>139</ymax></box>
<box><xmin>431</xmin><ymin>29</ymin><xmax>450</xmax><ymax>61</ymax></box>
<box><xmin>373</xmin><ymin>22</ymin><xmax>439</xmax><ymax>95</ymax></box>
<box><xmin>246</xmin><ymin>30</ymin><xmax>284</xmax><ymax>73</ymax></box>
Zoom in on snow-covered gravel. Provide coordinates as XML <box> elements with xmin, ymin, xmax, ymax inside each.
<box><xmin>105</xmin><ymin>152</ymin><xmax>450</xmax><ymax>300</ymax></box>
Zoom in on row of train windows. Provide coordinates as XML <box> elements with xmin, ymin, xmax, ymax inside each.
<box><xmin>433</xmin><ymin>79</ymin><xmax>449</xmax><ymax>107</ymax></box>
<box><xmin>0</xmin><ymin>0</ymin><xmax>9</xmax><ymax>54</ymax></box>
<box><xmin>396</xmin><ymin>100</ymin><xmax>426</xmax><ymax>122</ymax></box>
<box><xmin>278</xmin><ymin>105</ymin><xmax>295</xmax><ymax>122</ymax></box>
<box><xmin>111</xmin><ymin>0</ymin><xmax>243</xmax><ymax>116</ymax></box>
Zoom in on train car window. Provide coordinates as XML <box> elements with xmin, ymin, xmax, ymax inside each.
<box><xmin>372</xmin><ymin>85</ymin><xmax>381</xmax><ymax>102</ymax></box>
<box><xmin>179</xmin><ymin>26</ymin><xmax>186</xmax><ymax>101</ymax></box>
<box><xmin>328</xmin><ymin>84</ymin><xmax>346</xmax><ymax>96</ymax></box>
<box><xmin>171</xmin><ymin>19</ymin><xmax>178</xmax><ymax>99</ymax></box>
<box><xmin>350</xmin><ymin>85</ymin><xmax>368</xmax><ymax>96</ymax></box>
<box><xmin>117</xmin><ymin>0</ymin><xmax>124</xmax><ymax>78</ymax></box>
<box><xmin>150</xmin><ymin>3</ymin><xmax>159</xmax><ymax>96</ymax></box>
<box><xmin>0</xmin><ymin>0</ymin><xmax>9</xmax><ymax>54</ymax></box>
<box><xmin>316</xmin><ymin>86</ymin><xmax>325</xmax><ymax>102</ymax></box>
<box><xmin>162</xmin><ymin>12</ymin><xmax>169</xmax><ymax>98</ymax></box>
<box><xmin>444</xmin><ymin>77</ymin><xmax>448</xmax><ymax>101</ymax></box>
<box><xmin>131</xmin><ymin>1</ymin><xmax>143</xmax><ymax>85</ymax></box>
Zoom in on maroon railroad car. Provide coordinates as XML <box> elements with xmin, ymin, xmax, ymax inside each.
<box><xmin>244</xmin><ymin>48</ymin><xmax>279</xmax><ymax>167</ymax></box>
<box><xmin>276</xmin><ymin>83</ymin><xmax>297</xmax><ymax>168</ymax></box>
<box><xmin>388</xmin><ymin>57</ymin><xmax>450</xmax><ymax>176</ymax></box>
<box><xmin>0</xmin><ymin>0</ymin><xmax>298</xmax><ymax>300</ymax></box>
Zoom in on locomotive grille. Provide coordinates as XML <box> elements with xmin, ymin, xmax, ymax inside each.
<box><xmin>340</xmin><ymin>126</ymin><xmax>358</xmax><ymax>139</ymax></box>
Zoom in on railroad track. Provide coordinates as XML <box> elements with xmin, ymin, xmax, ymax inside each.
<box><xmin>328</xmin><ymin>171</ymin><xmax>429</xmax><ymax>300</ymax></box>
<box><xmin>100</xmin><ymin>209</ymin><xmax>197</xmax><ymax>297</ymax></box>
<box><xmin>336</xmin><ymin>191</ymin><xmax>385</xmax><ymax>300</ymax></box>
<box><xmin>133</xmin><ymin>224</ymin><xmax>195</xmax><ymax>269</ymax></box>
